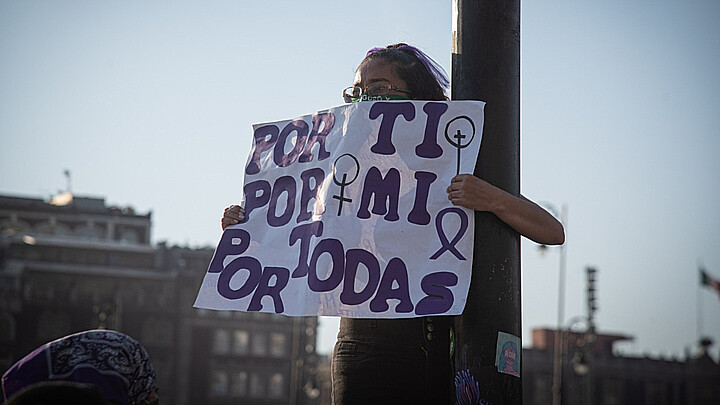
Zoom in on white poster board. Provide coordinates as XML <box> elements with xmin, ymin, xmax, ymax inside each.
<box><xmin>194</xmin><ymin>100</ymin><xmax>485</xmax><ymax>318</ymax></box>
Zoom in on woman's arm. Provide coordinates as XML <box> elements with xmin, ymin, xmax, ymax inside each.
<box><xmin>446</xmin><ymin>174</ymin><xmax>565</xmax><ymax>245</ymax></box>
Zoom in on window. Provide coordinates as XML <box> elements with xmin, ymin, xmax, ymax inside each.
<box><xmin>0</xmin><ymin>219</ymin><xmax>30</xmax><ymax>236</ymax></box>
<box><xmin>532</xmin><ymin>375</ymin><xmax>551</xmax><ymax>405</ymax></box>
<box><xmin>0</xmin><ymin>313</ymin><xmax>15</xmax><ymax>342</ymax></box>
<box><xmin>212</xmin><ymin>329</ymin><xmax>230</xmax><ymax>355</ymax></box>
<box><xmin>268</xmin><ymin>373</ymin><xmax>285</xmax><ymax>398</ymax></box>
<box><xmin>142</xmin><ymin>318</ymin><xmax>173</xmax><ymax>346</ymax></box>
<box><xmin>250</xmin><ymin>373</ymin><xmax>264</xmax><ymax>397</ymax></box>
<box><xmin>602</xmin><ymin>379</ymin><xmax>622</xmax><ymax>405</ymax></box>
<box><xmin>119</xmin><ymin>228</ymin><xmax>139</xmax><ymax>243</ymax></box>
<box><xmin>35</xmin><ymin>221</ymin><xmax>72</xmax><ymax>237</ymax></box>
<box><xmin>233</xmin><ymin>330</ymin><xmax>249</xmax><ymax>355</ymax></box>
<box><xmin>251</xmin><ymin>333</ymin><xmax>267</xmax><ymax>356</ymax></box>
<box><xmin>210</xmin><ymin>371</ymin><xmax>228</xmax><ymax>396</ymax></box>
<box><xmin>269</xmin><ymin>333</ymin><xmax>287</xmax><ymax>357</ymax></box>
<box><xmin>231</xmin><ymin>371</ymin><xmax>248</xmax><ymax>397</ymax></box>
<box><xmin>151</xmin><ymin>359</ymin><xmax>172</xmax><ymax>398</ymax></box>
<box><xmin>75</xmin><ymin>224</ymin><xmax>104</xmax><ymax>240</ymax></box>
<box><xmin>35</xmin><ymin>311</ymin><xmax>70</xmax><ymax>343</ymax></box>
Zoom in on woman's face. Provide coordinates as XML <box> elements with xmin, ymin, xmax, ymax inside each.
<box><xmin>354</xmin><ymin>58</ymin><xmax>409</xmax><ymax>98</ymax></box>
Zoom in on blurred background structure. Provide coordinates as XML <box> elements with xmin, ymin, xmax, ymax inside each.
<box><xmin>0</xmin><ymin>193</ymin><xmax>322</xmax><ymax>405</ymax></box>
<box><xmin>523</xmin><ymin>328</ymin><xmax>720</xmax><ymax>404</ymax></box>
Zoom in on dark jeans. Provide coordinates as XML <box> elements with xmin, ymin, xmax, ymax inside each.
<box><xmin>331</xmin><ymin>317</ymin><xmax>453</xmax><ymax>405</ymax></box>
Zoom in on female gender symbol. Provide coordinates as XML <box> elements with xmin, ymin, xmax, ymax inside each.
<box><xmin>444</xmin><ymin>116</ymin><xmax>476</xmax><ymax>175</ymax></box>
<box><xmin>332</xmin><ymin>153</ymin><xmax>360</xmax><ymax>216</ymax></box>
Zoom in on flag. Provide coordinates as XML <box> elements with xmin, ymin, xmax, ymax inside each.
<box><xmin>700</xmin><ymin>267</ymin><xmax>720</xmax><ymax>300</ymax></box>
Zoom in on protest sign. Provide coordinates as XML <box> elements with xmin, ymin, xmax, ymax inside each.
<box><xmin>194</xmin><ymin>100</ymin><xmax>485</xmax><ymax>318</ymax></box>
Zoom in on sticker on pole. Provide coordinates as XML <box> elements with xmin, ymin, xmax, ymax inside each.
<box><xmin>495</xmin><ymin>331</ymin><xmax>521</xmax><ymax>377</ymax></box>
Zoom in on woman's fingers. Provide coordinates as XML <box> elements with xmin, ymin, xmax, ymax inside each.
<box><xmin>447</xmin><ymin>175</ymin><xmax>469</xmax><ymax>202</ymax></box>
<box><xmin>221</xmin><ymin>205</ymin><xmax>246</xmax><ymax>230</ymax></box>
<box><xmin>224</xmin><ymin>204</ymin><xmax>240</xmax><ymax>214</ymax></box>
<box><xmin>446</xmin><ymin>174</ymin><xmax>498</xmax><ymax>212</ymax></box>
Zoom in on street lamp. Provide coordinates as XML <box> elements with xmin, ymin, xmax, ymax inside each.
<box><xmin>538</xmin><ymin>203</ymin><xmax>568</xmax><ymax>405</ymax></box>
<box><xmin>565</xmin><ymin>316</ymin><xmax>591</xmax><ymax>376</ymax></box>
<box><xmin>563</xmin><ymin>276</ymin><xmax>598</xmax><ymax>405</ymax></box>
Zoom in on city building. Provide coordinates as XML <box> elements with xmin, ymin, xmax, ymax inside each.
<box><xmin>0</xmin><ymin>193</ymin><xmax>320</xmax><ymax>405</ymax></box>
<box><xmin>523</xmin><ymin>328</ymin><xmax>720</xmax><ymax>405</ymax></box>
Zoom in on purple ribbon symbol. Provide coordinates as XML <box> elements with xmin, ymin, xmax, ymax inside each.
<box><xmin>430</xmin><ymin>207</ymin><xmax>469</xmax><ymax>260</ymax></box>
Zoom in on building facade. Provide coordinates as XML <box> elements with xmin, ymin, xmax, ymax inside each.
<box><xmin>0</xmin><ymin>193</ymin><xmax>320</xmax><ymax>405</ymax></box>
<box><xmin>523</xmin><ymin>328</ymin><xmax>720</xmax><ymax>405</ymax></box>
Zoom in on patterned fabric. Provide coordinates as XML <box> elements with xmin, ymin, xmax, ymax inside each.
<box><xmin>2</xmin><ymin>330</ymin><xmax>157</xmax><ymax>405</ymax></box>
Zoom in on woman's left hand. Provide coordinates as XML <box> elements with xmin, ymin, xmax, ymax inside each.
<box><xmin>446</xmin><ymin>174</ymin><xmax>499</xmax><ymax>212</ymax></box>
<box><xmin>446</xmin><ymin>174</ymin><xmax>565</xmax><ymax>245</ymax></box>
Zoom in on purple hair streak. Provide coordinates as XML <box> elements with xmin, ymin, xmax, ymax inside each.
<box><xmin>366</xmin><ymin>44</ymin><xmax>450</xmax><ymax>90</ymax></box>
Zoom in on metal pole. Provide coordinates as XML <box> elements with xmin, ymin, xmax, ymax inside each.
<box><xmin>585</xmin><ymin>325</ymin><xmax>596</xmax><ymax>405</ymax></box>
<box><xmin>452</xmin><ymin>0</ymin><xmax>521</xmax><ymax>404</ymax></box>
<box><xmin>552</xmin><ymin>205</ymin><xmax>568</xmax><ymax>405</ymax></box>
<box><xmin>585</xmin><ymin>267</ymin><xmax>597</xmax><ymax>405</ymax></box>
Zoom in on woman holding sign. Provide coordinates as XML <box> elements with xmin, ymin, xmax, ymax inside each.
<box><xmin>222</xmin><ymin>44</ymin><xmax>563</xmax><ymax>405</ymax></box>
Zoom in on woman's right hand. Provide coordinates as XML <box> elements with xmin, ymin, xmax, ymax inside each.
<box><xmin>221</xmin><ymin>204</ymin><xmax>246</xmax><ymax>231</ymax></box>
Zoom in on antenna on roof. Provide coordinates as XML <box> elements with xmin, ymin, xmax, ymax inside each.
<box><xmin>50</xmin><ymin>170</ymin><xmax>74</xmax><ymax>206</ymax></box>
<box><xmin>64</xmin><ymin>169</ymin><xmax>72</xmax><ymax>193</ymax></box>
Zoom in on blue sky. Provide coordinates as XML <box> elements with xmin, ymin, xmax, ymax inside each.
<box><xmin>1</xmin><ymin>0</ymin><xmax>719</xmax><ymax>359</ymax></box>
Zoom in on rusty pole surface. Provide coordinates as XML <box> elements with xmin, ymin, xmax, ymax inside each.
<box><xmin>451</xmin><ymin>0</ymin><xmax>522</xmax><ymax>404</ymax></box>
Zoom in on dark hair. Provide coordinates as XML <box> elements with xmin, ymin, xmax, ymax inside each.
<box><xmin>359</xmin><ymin>43</ymin><xmax>449</xmax><ymax>101</ymax></box>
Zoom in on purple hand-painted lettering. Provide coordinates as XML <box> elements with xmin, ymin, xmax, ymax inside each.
<box><xmin>415</xmin><ymin>102</ymin><xmax>448</xmax><ymax>158</ymax></box>
<box><xmin>243</xmin><ymin>180</ymin><xmax>271</xmax><ymax>221</ymax></box>
<box><xmin>289</xmin><ymin>221</ymin><xmax>324</xmax><ymax>278</ymax></box>
<box><xmin>368</xmin><ymin>102</ymin><xmax>415</xmax><ymax>155</ymax></box>
<box><xmin>247</xmin><ymin>266</ymin><xmax>290</xmax><ymax>313</ymax></box>
<box><xmin>274</xmin><ymin>119</ymin><xmax>309</xmax><ymax>168</ymax></box>
<box><xmin>369</xmin><ymin>258</ymin><xmax>414</xmax><ymax>313</ymax></box>
<box><xmin>340</xmin><ymin>249</ymin><xmax>381</xmax><ymax>305</ymax></box>
<box><xmin>267</xmin><ymin>176</ymin><xmax>296</xmax><ymax>227</ymax></box>
<box><xmin>297</xmin><ymin>167</ymin><xmax>325</xmax><ymax>222</ymax></box>
<box><xmin>299</xmin><ymin>112</ymin><xmax>335</xmax><ymax>163</ymax></box>
<box><xmin>308</xmin><ymin>238</ymin><xmax>345</xmax><ymax>292</ymax></box>
<box><xmin>357</xmin><ymin>167</ymin><xmax>400</xmax><ymax>221</ymax></box>
<box><xmin>246</xmin><ymin>124</ymin><xmax>279</xmax><ymax>175</ymax></box>
<box><xmin>415</xmin><ymin>271</ymin><xmax>458</xmax><ymax>315</ymax></box>
<box><xmin>407</xmin><ymin>171</ymin><xmax>437</xmax><ymax>225</ymax></box>
<box><xmin>217</xmin><ymin>256</ymin><xmax>262</xmax><ymax>299</ymax></box>
<box><xmin>200</xmin><ymin>101</ymin><xmax>479</xmax><ymax>316</ymax></box>
<box><xmin>207</xmin><ymin>229</ymin><xmax>252</xmax><ymax>273</ymax></box>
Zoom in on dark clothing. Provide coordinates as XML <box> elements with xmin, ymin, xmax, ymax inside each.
<box><xmin>331</xmin><ymin>316</ymin><xmax>453</xmax><ymax>405</ymax></box>
<box><xmin>2</xmin><ymin>330</ymin><xmax>156</xmax><ymax>405</ymax></box>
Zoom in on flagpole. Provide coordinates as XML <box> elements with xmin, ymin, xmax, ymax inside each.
<box><xmin>697</xmin><ymin>277</ymin><xmax>703</xmax><ymax>344</ymax></box>
<box><xmin>697</xmin><ymin>263</ymin><xmax>705</xmax><ymax>345</ymax></box>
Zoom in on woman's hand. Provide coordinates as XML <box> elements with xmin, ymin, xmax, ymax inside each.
<box><xmin>221</xmin><ymin>204</ymin><xmax>245</xmax><ymax>231</ymax></box>
<box><xmin>446</xmin><ymin>174</ymin><xmax>501</xmax><ymax>212</ymax></box>
<box><xmin>447</xmin><ymin>174</ymin><xmax>565</xmax><ymax>245</ymax></box>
